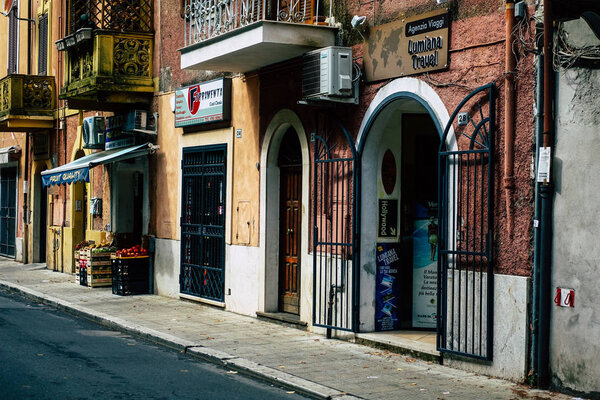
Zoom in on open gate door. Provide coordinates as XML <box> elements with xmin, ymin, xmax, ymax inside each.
<box><xmin>312</xmin><ymin>114</ymin><xmax>359</xmax><ymax>333</ymax></box>
<box><xmin>437</xmin><ymin>83</ymin><xmax>496</xmax><ymax>360</ymax></box>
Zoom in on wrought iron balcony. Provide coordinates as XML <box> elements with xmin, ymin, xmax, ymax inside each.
<box><xmin>0</xmin><ymin>75</ymin><xmax>56</xmax><ymax>132</ymax></box>
<box><xmin>60</xmin><ymin>30</ymin><xmax>154</xmax><ymax>110</ymax></box>
<box><xmin>180</xmin><ymin>0</ymin><xmax>336</xmax><ymax>72</ymax></box>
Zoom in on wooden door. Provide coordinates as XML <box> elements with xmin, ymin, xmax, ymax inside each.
<box><xmin>279</xmin><ymin>165</ymin><xmax>301</xmax><ymax>314</ymax></box>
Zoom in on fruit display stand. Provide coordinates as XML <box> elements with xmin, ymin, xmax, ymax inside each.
<box><xmin>111</xmin><ymin>254</ymin><xmax>150</xmax><ymax>296</ymax></box>
<box><xmin>81</xmin><ymin>248</ymin><xmax>113</xmax><ymax>288</ymax></box>
<box><xmin>74</xmin><ymin>250</ymin><xmax>80</xmax><ymax>284</ymax></box>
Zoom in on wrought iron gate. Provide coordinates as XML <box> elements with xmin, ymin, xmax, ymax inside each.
<box><xmin>180</xmin><ymin>145</ymin><xmax>226</xmax><ymax>301</ymax></box>
<box><xmin>312</xmin><ymin>115</ymin><xmax>359</xmax><ymax>332</ymax></box>
<box><xmin>437</xmin><ymin>83</ymin><xmax>496</xmax><ymax>360</ymax></box>
<box><xmin>0</xmin><ymin>167</ymin><xmax>16</xmax><ymax>258</ymax></box>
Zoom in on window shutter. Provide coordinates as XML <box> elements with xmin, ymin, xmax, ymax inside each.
<box><xmin>38</xmin><ymin>13</ymin><xmax>48</xmax><ymax>76</ymax></box>
<box><xmin>7</xmin><ymin>5</ymin><xmax>18</xmax><ymax>74</ymax></box>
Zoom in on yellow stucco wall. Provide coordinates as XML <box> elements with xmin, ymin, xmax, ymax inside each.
<box><xmin>230</xmin><ymin>76</ymin><xmax>260</xmax><ymax>247</ymax></box>
<box><xmin>154</xmin><ymin>76</ymin><xmax>260</xmax><ymax>247</ymax></box>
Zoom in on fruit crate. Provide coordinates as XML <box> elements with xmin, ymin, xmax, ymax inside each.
<box><xmin>112</xmin><ymin>279</ymin><xmax>149</xmax><ymax>296</ymax></box>
<box><xmin>111</xmin><ymin>255</ymin><xmax>150</xmax><ymax>296</ymax></box>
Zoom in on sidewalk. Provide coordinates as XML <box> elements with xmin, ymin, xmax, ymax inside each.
<box><xmin>0</xmin><ymin>260</ymin><xmax>576</xmax><ymax>400</ymax></box>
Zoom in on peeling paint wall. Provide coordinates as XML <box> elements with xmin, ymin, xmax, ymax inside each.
<box><xmin>550</xmin><ymin>18</ymin><xmax>600</xmax><ymax>396</ymax></box>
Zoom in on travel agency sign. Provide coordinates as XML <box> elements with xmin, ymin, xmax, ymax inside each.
<box><xmin>364</xmin><ymin>9</ymin><xmax>449</xmax><ymax>82</ymax></box>
<box><xmin>175</xmin><ymin>78</ymin><xmax>232</xmax><ymax>128</ymax></box>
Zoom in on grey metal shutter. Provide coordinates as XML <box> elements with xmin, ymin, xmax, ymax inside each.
<box><xmin>38</xmin><ymin>13</ymin><xmax>48</xmax><ymax>76</ymax></box>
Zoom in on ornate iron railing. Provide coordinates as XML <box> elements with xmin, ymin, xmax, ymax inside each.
<box><xmin>0</xmin><ymin>75</ymin><xmax>56</xmax><ymax>119</ymax></box>
<box><xmin>184</xmin><ymin>0</ymin><xmax>327</xmax><ymax>46</ymax></box>
<box><xmin>69</xmin><ymin>0</ymin><xmax>153</xmax><ymax>34</ymax></box>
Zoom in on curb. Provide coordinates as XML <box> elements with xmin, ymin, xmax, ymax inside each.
<box><xmin>0</xmin><ymin>280</ymin><xmax>363</xmax><ymax>400</ymax></box>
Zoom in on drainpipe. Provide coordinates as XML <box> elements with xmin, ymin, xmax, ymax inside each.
<box><xmin>536</xmin><ymin>0</ymin><xmax>554</xmax><ymax>388</ymax></box>
<box><xmin>22</xmin><ymin>0</ymin><xmax>33</xmax><ymax>265</ymax></box>
<box><xmin>504</xmin><ymin>0</ymin><xmax>516</xmax><ymax>236</ymax></box>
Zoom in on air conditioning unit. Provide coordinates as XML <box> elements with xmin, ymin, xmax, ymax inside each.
<box><xmin>302</xmin><ymin>46</ymin><xmax>353</xmax><ymax>101</ymax></box>
<box><xmin>82</xmin><ymin>116</ymin><xmax>106</xmax><ymax>149</ymax></box>
<box><xmin>123</xmin><ymin>110</ymin><xmax>157</xmax><ymax>135</ymax></box>
<box><xmin>124</xmin><ymin>110</ymin><xmax>148</xmax><ymax>131</ymax></box>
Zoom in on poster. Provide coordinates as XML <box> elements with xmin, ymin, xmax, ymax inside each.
<box><xmin>375</xmin><ymin>243</ymin><xmax>401</xmax><ymax>331</ymax></box>
<box><xmin>412</xmin><ymin>216</ymin><xmax>438</xmax><ymax>328</ymax></box>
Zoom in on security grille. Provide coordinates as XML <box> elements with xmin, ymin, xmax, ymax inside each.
<box><xmin>437</xmin><ymin>83</ymin><xmax>496</xmax><ymax>360</ymax></box>
<box><xmin>180</xmin><ymin>145</ymin><xmax>226</xmax><ymax>302</ymax></box>
<box><xmin>312</xmin><ymin>113</ymin><xmax>359</xmax><ymax>332</ymax></box>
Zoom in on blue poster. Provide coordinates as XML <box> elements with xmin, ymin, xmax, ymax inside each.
<box><xmin>412</xmin><ymin>217</ymin><xmax>438</xmax><ymax>328</ymax></box>
<box><xmin>375</xmin><ymin>243</ymin><xmax>401</xmax><ymax>331</ymax></box>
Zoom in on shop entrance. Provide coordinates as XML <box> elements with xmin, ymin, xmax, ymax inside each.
<box><xmin>277</xmin><ymin>129</ymin><xmax>302</xmax><ymax>315</ymax></box>
<box><xmin>358</xmin><ymin>96</ymin><xmax>441</xmax><ymax>335</ymax></box>
<box><xmin>180</xmin><ymin>145</ymin><xmax>226</xmax><ymax>302</ymax></box>
<box><xmin>0</xmin><ymin>166</ymin><xmax>17</xmax><ymax>258</ymax></box>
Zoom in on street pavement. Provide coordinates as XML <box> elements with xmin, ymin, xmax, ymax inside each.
<box><xmin>0</xmin><ymin>259</ymin><xmax>581</xmax><ymax>400</ymax></box>
<box><xmin>0</xmin><ymin>289</ymin><xmax>311</xmax><ymax>399</ymax></box>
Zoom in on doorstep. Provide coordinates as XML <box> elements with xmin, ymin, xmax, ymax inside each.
<box><xmin>354</xmin><ymin>330</ymin><xmax>442</xmax><ymax>363</ymax></box>
<box><xmin>256</xmin><ymin>311</ymin><xmax>308</xmax><ymax>331</ymax></box>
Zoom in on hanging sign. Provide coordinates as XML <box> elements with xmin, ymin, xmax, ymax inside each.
<box><xmin>375</xmin><ymin>243</ymin><xmax>401</xmax><ymax>331</ymax></box>
<box><xmin>364</xmin><ymin>9</ymin><xmax>449</xmax><ymax>82</ymax></box>
<box><xmin>175</xmin><ymin>78</ymin><xmax>232</xmax><ymax>128</ymax></box>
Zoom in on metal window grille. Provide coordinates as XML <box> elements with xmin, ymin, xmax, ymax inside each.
<box><xmin>69</xmin><ymin>0</ymin><xmax>153</xmax><ymax>34</ymax></box>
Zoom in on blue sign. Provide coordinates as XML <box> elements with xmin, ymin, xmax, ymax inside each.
<box><xmin>41</xmin><ymin>167</ymin><xmax>89</xmax><ymax>187</ymax></box>
<box><xmin>375</xmin><ymin>243</ymin><xmax>401</xmax><ymax>331</ymax></box>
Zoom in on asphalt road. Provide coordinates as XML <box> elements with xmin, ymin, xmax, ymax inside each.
<box><xmin>0</xmin><ymin>289</ymin><xmax>309</xmax><ymax>400</ymax></box>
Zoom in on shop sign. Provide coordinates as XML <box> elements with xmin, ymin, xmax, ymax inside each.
<box><xmin>378</xmin><ymin>198</ymin><xmax>398</xmax><ymax>238</ymax></box>
<box><xmin>105</xmin><ymin>115</ymin><xmax>136</xmax><ymax>150</ymax></box>
<box><xmin>175</xmin><ymin>78</ymin><xmax>232</xmax><ymax>128</ymax></box>
<box><xmin>364</xmin><ymin>9</ymin><xmax>449</xmax><ymax>82</ymax></box>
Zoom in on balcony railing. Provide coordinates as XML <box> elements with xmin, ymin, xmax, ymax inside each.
<box><xmin>60</xmin><ymin>30</ymin><xmax>154</xmax><ymax>108</ymax></box>
<box><xmin>184</xmin><ymin>0</ymin><xmax>329</xmax><ymax>46</ymax></box>
<box><xmin>0</xmin><ymin>75</ymin><xmax>56</xmax><ymax>131</ymax></box>
<box><xmin>69</xmin><ymin>0</ymin><xmax>153</xmax><ymax>34</ymax></box>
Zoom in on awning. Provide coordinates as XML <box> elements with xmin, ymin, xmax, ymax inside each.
<box><xmin>0</xmin><ymin>145</ymin><xmax>21</xmax><ymax>164</ymax></box>
<box><xmin>41</xmin><ymin>143</ymin><xmax>158</xmax><ymax>187</ymax></box>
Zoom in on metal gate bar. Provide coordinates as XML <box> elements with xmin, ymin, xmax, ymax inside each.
<box><xmin>438</xmin><ymin>84</ymin><xmax>495</xmax><ymax>360</ymax></box>
<box><xmin>312</xmin><ymin>114</ymin><xmax>359</xmax><ymax>332</ymax></box>
<box><xmin>0</xmin><ymin>167</ymin><xmax>17</xmax><ymax>258</ymax></box>
<box><xmin>180</xmin><ymin>145</ymin><xmax>226</xmax><ymax>302</ymax></box>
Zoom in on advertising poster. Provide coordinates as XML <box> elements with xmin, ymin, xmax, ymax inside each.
<box><xmin>412</xmin><ymin>215</ymin><xmax>438</xmax><ymax>328</ymax></box>
<box><xmin>375</xmin><ymin>243</ymin><xmax>401</xmax><ymax>331</ymax></box>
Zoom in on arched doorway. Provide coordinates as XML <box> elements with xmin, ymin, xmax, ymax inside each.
<box><xmin>356</xmin><ymin>78</ymin><xmax>450</xmax><ymax>334</ymax></box>
<box><xmin>32</xmin><ymin>162</ymin><xmax>51</xmax><ymax>263</ymax></box>
<box><xmin>71</xmin><ymin>149</ymin><xmax>87</xmax><ymax>251</ymax></box>
<box><xmin>260</xmin><ymin>109</ymin><xmax>310</xmax><ymax>322</ymax></box>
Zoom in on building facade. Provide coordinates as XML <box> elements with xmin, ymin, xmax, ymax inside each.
<box><xmin>3</xmin><ymin>0</ymin><xmax>599</xmax><ymax>397</ymax></box>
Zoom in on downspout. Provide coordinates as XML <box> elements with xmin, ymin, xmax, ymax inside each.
<box><xmin>537</xmin><ymin>0</ymin><xmax>554</xmax><ymax>388</ymax></box>
<box><xmin>22</xmin><ymin>0</ymin><xmax>32</xmax><ymax>264</ymax></box>
<box><xmin>504</xmin><ymin>0</ymin><xmax>516</xmax><ymax>236</ymax></box>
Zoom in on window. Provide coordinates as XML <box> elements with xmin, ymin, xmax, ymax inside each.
<box><xmin>7</xmin><ymin>4</ymin><xmax>19</xmax><ymax>74</ymax></box>
<box><xmin>38</xmin><ymin>13</ymin><xmax>48</xmax><ymax>76</ymax></box>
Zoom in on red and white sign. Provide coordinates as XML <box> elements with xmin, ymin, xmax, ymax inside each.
<box><xmin>554</xmin><ymin>287</ymin><xmax>575</xmax><ymax>308</ymax></box>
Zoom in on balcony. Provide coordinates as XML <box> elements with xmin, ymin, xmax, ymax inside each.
<box><xmin>58</xmin><ymin>0</ymin><xmax>154</xmax><ymax>110</ymax></box>
<box><xmin>180</xmin><ymin>0</ymin><xmax>336</xmax><ymax>72</ymax></box>
<box><xmin>0</xmin><ymin>75</ymin><xmax>56</xmax><ymax>132</ymax></box>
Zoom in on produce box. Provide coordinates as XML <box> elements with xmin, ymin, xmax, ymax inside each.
<box><xmin>112</xmin><ymin>279</ymin><xmax>149</xmax><ymax>296</ymax></box>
